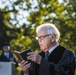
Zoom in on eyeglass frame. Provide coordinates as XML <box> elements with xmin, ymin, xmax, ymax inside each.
<box><xmin>36</xmin><ymin>34</ymin><xmax>52</xmax><ymax>41</ymax></box>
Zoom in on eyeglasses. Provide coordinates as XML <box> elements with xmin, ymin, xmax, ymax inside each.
<box><xmin>36</xmin><ymin>34</ymin><xmax>51</xmax><ymax>41</ymax></box>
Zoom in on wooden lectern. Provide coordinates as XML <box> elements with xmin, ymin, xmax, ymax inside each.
<box><xmin>0</xmin><ymin>62</ymin><xmax>15</xmax><ymax>75</ymax></box>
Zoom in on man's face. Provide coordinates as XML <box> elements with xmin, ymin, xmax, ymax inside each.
<box><xmin>3</xmin><ymin>46</ymin><xmax>10</xmax><ymax>53</ymax></box>
<box><xmin>37</xmin><ymin>30</ymin><xmax>52</xmax><ymax>52</ymax></box>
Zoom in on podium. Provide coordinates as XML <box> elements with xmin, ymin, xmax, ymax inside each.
<box><xmin>0</xmin><ymin>62</ymin><xmax>15</xmax><ymax>75</ymax></box>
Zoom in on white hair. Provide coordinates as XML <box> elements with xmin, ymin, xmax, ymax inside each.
<box><xmin>36</xmin><ymin>23</ymin><xmax>60</xmax><ymax>41</ymax></box>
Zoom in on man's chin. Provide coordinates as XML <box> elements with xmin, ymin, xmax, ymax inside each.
<box><xmin>41</xmin><ymin>48</ymin><xmax>46</xmax><ymax>52</ymax></box>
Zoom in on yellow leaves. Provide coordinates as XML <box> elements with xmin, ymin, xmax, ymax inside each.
<box><xmin>27</xmin><ymin>15</ymin><xmax>32</xmax><ymax>21</ymax></box>
<box><xmin>53</xmin><ymin>1</ymin><xmax>58</xmax><ymax>8</ymax></box>
<box><xmin>36</xmin><ymin>17</ymin><xmax>39</xmax><ymax>21</ymax></box>
<box><xmin>58</xmin><ymin>13</ymin><xmax>64</xmax><ymax>18</ymax></box>
<box><xmin>55</xmin><ymin>5</ymin><xmax>64</xmax><ymax>13</ymax></box>
<box><xmin>39</xmin><ymin>7</ymin><xmax>47</xmax><ymax>16</ymax></box>
<box><xmin>0</xmin><ymin>50</ymin><xmax>2</xmax><ymax>55</ymax></box>
<box><xmin>50</xmin><ymin>1</ymin><xmax>65</xmax><ymax>19</ymax></box>
<box><xmin>16</xmin><ymin>65</ymin><xmax>22</xmax><ymax>71</ymax></box>
<box><xmin>49</xmin><ymin>1</ymin><xmax>58</xmax><ymax>7</ymax></box>
<box><xmin>27</xmin><ymin>12</ymin><xmax>35</xmax><ymax>21</ymax></box>
<box><xmin>54</xmin><ymin>4</ymin><xmax>65</xmax><ymax>18</ymax></box>
<box><xmin>4</xmin><ymin>13</ymin><xmax>10</xmax><ymax>19</ymax></box>
<box><xmin>17</xmin><ymin>36</ymin><xmax>32</xmax><ymax>47</ymax></box>
<box><xmin>10</xmin><ymin>31</ymin><xmax>32</xmax><ymax>51</ymax></box>
<box><xmin>65</xmin><ymin>20</ymin><xmax>72</xmax><ymax>26</ymax></box>
<box><xmin>56</xmin><ymin>7</ymin><xmax>62</xmax><ymax>12</ymax></box>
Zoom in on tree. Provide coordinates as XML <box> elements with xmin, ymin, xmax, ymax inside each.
<box><xmin>0</xmin><ymin>0</ymin><xmax>76</xmax><ymax>53</ymax></box>
<box><xmin>27</xmin><ymin>0</ymin><xmax>76</xmax><ymax>53</ymax></box>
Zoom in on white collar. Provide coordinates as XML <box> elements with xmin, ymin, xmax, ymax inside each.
<box><xmin>48</xmin><ymin>43</ymin><xmax>59</xmax><ymax>55</ymax></box>
<box><xmin>4</xmin><ymin>53</ymin><xmax>9</xmax><ymax>56</ymax></box>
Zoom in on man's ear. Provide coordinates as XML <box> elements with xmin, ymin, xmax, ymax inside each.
<box><xmin>51</xmin><ymin>35</ymin><xmax>56</xmax><ymax>42</ymax></box>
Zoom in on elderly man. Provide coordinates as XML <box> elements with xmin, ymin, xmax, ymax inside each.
<box><xmin>20</xmin><ymin>23</ymin><xmax>75</xmax><ymax>75</ymax></box>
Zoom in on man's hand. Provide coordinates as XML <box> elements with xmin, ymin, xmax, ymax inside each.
<box><xmin>27</xmin><ymin>52</ymin><xmax>42</xmax><ymax>64</ymax></box>
<box><xmin>20</xmin><ymin>60</ymin><xmax>31</xmax><ymax>74</ymax></box>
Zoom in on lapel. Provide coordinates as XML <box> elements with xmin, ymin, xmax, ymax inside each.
<box><xmin>48</xmin><ymin>45</ymin><xmax>66</xmax><ymax>64</ymax></box>
<box><xmin>39</xmin><ymin>45</ymin><xmax>66</xmax><ymax>64</ymax></box>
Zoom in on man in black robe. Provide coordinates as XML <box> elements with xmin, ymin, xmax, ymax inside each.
<box><xmin>20</xmin><ymin>23</ymin><xmax>75</xmax><ymax>75</ymax></box>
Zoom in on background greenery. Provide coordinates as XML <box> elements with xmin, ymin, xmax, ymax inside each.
<box><xmin>0</xmin><ymin>0</ymin><xmax>76</xmax><ymax>75</ymax></box>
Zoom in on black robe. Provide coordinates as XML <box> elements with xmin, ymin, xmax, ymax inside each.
<box><xmin>21</xmin><ymin>45</ymin><xmax>75</xmax><ymax>75</ymax></box>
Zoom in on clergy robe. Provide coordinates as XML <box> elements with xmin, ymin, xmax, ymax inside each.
<box><xmin>21</xmin><ymin>45</ymin><xmax>75</xmax><ymax>75</ymax></box>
